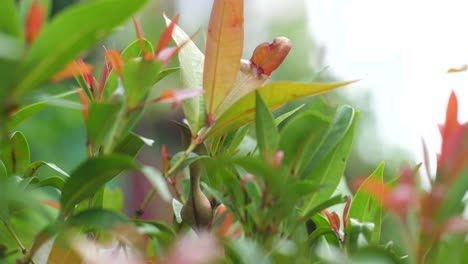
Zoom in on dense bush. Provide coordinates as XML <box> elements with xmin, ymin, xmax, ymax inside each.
<box><xmin>0</xmin><ymin>0</ymin><xmax>466</xmax><ymax>263</ymax></box>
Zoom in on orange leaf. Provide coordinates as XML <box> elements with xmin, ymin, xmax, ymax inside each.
<box><xmin>250</xmin><ymin>37</ymin><xmax>292</xmax><ymax>75</ymax></box>
<box><xmin>51</xmin><ymin>61</ymin><xmax>93</xmax><ymax>82</ymax></box>
<box><xmin>203</xmin><ymin>0</ymin><xmax>244</xmax><ymax>120</ymax></box>
<box><xmin>105</xmin><ymin>49</ymin><xmax>124</xmax><ymax>77</ymax></box>
<box><xmin>25</xmin><ymin>0</ymin><xmax>45</xmax><ymax>44</ymax></box>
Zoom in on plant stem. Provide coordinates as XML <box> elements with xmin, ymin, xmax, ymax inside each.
<box><xmin>2</xmin><ymin>220</ymin><xmax>36</xmax><ymax>263</ymax></box>
<box><xmin>134</xmin><ymin>139</ymin><xmax>198</xmax><ymax>219</ymax></box>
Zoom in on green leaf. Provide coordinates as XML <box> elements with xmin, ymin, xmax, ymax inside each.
<box><xmin>172</xmin><ymin>198</ymin><xmax>183</xmax><ymax>223</ymax></box>
<box><xmin>103</xmin><ymin>187</ymin><xmax>124</xmax><ymax>212</ymax></box>
<box><xmin>14</xmin><ymin>0</ymin><xmax>149</xmax><ymax>97</ymax></box>
<box><xmin>168</xmin><ymin>152</ymin><xmax>207</xmax><ymax>176</ymax></box>
<box><xmin>156</xmin><ymin>67</ymin><xmax>179</xmax><ymax>82</ymax></box>
<box><xmin>102</xmin><ymin>38</ymin><xmax>154</xmax><ymax>99</ymax></box>
<box><xmin>141</xmin><ymin>166</ymin><xmax>171</xmax><ymax>202</ymax></box>
<box><xmin>202</xmin><ymin>0</ymin><xmax>243</xmax><ymax>117</ymax></box>
<box><xmin>164</xmin><ymin>15</ymin><xmax>206</xmax><ymax>135</ymax></box>
<box><xmin>301</xmin><ymin>195</ymin><xmax>347</xmax><ymax>221</ymax></box>
<box><xmin>87</xmin><ymin>101</ymin><xmax>123</xmax><ymax>149</ymax></box>
<box><xmin>346</xmin><ymin>218</ymin><xmax>374</xmax><ymax>251</ymax></box>
<box><xmin>114</xmin><ymin>132</ymin><xmax>147</xmax><ymax>158</ymax></box>
<box><xmin>274</xmin><ymin>104</ymin><xmax>304</xmax><ymax>126</ymax></box>
<box><xmin>279</xmin><ymin>107</ymin><xmax>330</xmax><ymax>173</ymax></box>
<box><xmin>29</xmin><ymin>176</ymin><xmax>65</xmax><ymax>191</ymax></box>
<box><xmin>301</xmin><ymin>111</ymin><xmax>359</xmax><ymax>214</ymax></box>
<box><xmin>437</xmin><ymin>167</ymin><xmax>468</xmax><ymax>222</ymax></box>
<box><xmin>347</xmin><ymin>162</ymin><xmax>385</xmax><ymax>244</ymax></box>
<box><xmin>60</xmin><ymin>155</ymin><xmax>138</xmax><ymax>214</ymax></box>
<box><xmin>0</xmin><ymin>161</ymin><xmax>7</xmax><ymax>180</ymax></box>
<box><xmin>23</xmin><ymin>161</ymin><xmax>69</xmax><ymax>178</ymax></box>
<box><xmin>207</xmin><ymin>80</ymin><xmax>356</xmax><ymax>137</ymax></box>
<box><xmin>299</xmin><ymin>105</ymin><xmax>355</xmax><ymax>177</ymax></box>
<box><xmin>255</xmin><ymin>91</ymin><xmax>279</xmax><ymax>156</ymax></box>
<box><xmin>0</xmin><ymin>33</ymin><xmax>24</xmax><ymax>61</ymax></box>
<box><xmin>0</xmin><ymin>0</ymin><xmax>21</xmax><ymax>37</ymax></box>
<box><xmin>1</xmin><ymin>131</ymin><xmax>31</xmax><ymax>175</ymax></box>
<box><xmin>8</xmin><ymin>89</ymin><xmax>79</xmax><ymax>129</ymax></box>
<box><xmin>67</xmin><ymin>208</ymin><xmax>128</xmax><ymax>230</ymax></box>
<box><xmin>433</xmin><ymin>234</ymin><xmax>467</xmax><ymax>264</ymax></box>
<box><xmin>122</xmin><ymin>59</ymin><xmax>162</xmax><ymax>106</ymax></box>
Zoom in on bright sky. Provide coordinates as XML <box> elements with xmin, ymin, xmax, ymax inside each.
<box><xmin>306</xmin><ymin>0</ymin><xmax>468</xmax><ymax>174</ymax></box>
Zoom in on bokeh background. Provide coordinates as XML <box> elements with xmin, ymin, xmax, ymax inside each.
<box><xmin>22</xmin><ymin>0</ymin><xmax>468</xmax><ymax>220</ymax></box>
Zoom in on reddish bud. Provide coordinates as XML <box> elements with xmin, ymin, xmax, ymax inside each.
<box><xmin>25</xmin><ymin>0</ymin><xmax>45</xmax><ymax>44</ymax></box>
<box><xmin>213</xmin><ymin>204</ymin><xmax>240</xmax><ymax>238</ymax></box>
<box><xmin>250</xmin><ymin>37</ymin><xmax>292</xmax><ymax>75</ymax></box>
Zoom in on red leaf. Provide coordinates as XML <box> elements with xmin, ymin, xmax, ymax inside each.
<box><xmin>25</xmin><ymin>0</ymin><xmax>45</xmax><ymax>44</ymax></box>
<box><xmin>51</xmin><ymin>60</ymin><xmax>93</xmax><ymax>83</ymax></box>
<box><xmin>156</xmin><ymin>14</ymin><xmax>179</xmax><ymax>55</ymax></box>
<box><xmin>105</xmin><ymin>49</ymin><xmax>124</xmax><ymax>77</ymax></box>
<box><xmin>204</xmin><ymin>0</ymin><xmax>244</xmax><ymax>118</ymax></box>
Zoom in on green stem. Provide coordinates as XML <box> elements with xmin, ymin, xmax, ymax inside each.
<box><xmin>2</xmin><ymin>220</ymin><xmax>35</xmax><ymax>264</ymax></box>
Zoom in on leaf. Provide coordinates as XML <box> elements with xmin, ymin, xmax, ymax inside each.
<box><xmin>203</xmin><ymin>0</ymin><xmax>244</xmax><ymax>117</ymax></box>
<box><xmin>0</xmin><ymin>33</ymin><xmax>24</xmax><ymax>61</ymax></box>
<box><xmin>156</xmin><ymin>67</ymin><xmax>179</xmax><ymax>82</ymax></box>
<box><xmin>103</xmin><ymin>187</ymin><xmax>124</xmax><ymax>212</ymax></box>
<box><xmin>299</xmin><ymin>105</ymin><xmax>355</xmax><ymax>177</ymax></box>
<box><xmin>274</xmin><ymin>104</ymin><xmax>304</xmax><ymax>126</ymax></box>
<box><xmin>0</xmin><ymin>161</ymin><xmax>7</xmax><ymax>180</ymax></box>
<box><xmin>24</xmin><ymin>161</ymin><xmax>69</xmax><ymax>178</ymax></box>
<box><xmin>164</xmin><ymin>15</ymin><xmax>206</xmax><ymax>135</ymax></box>
<box><xmin>87</xmin><ymin>101</ymin><xmax>123</xmax><ymax>149</ymax></box>
<box><xmin>437</xmin><ymin>167</ymin><xmax>468</xmax><ymax>222</ymax></box>
<box><xmin>168</xmin><ymin>152</ymin><xmax>207</xmax><ymax>176</ymax></box>
<box><xmin>141</xmin><ymin>166</ymin><xmax>172</xmax><ymax>202</ymax></box>
<box><xmin>8</xmin><ymin>89</ymin><xmax>79</xmax><ymax>129</ymax></box>
<box><xmin>207</xmin><ymin>80</ymin><xmax>357</xmax><ymax>137</ymax></box>
<box><xmin>301</xmin><ymin>111</ymin><xmax>359</xmax><ymax>214</ymax></box>
<box><xmin>14</xmin><ymin>0</ymin><xmax>149</xmax><ymax>97</ymax></box>
<box><xmin>301</xmin><ymin>195</ymin><xmax>347</xmax><ymax>221</ymax></box>
<box><xmin>255</xmin><ymin>91</ymin><xmax>279</xmax><ymax>156</ymax></box>
<box><xmin>201</xmin><ymin>182</ymin><xmax>235</xmax><ymax>212</ymax></box>
<box><xmin>172</xmin><ymin>199</ymin><xmax>183</xmax><ymax>223</ymax></box>
<box><xmin>114</xmin><ymin>132</ymin><xmax>147</xmax><ymax>158</ymax></box>
<box><xmin>347</xmin><ymin>162</ymin><xmax>385</xmax><ymax>244</ymax></box>
<box><xmin>102</xmin><ymin>38</ymin><xmax>154</xmax><ymax>99</ymax></box>
<box><xmin>29</xmin><ymin>176</ymin><xmax>65</xmax><ymax>191</ymax></box>
<box><xmin>122</xmin><ymin>59</ymin><xmax>162</xmax><ymax>106</ymax></box>
<box><xmin>1</xmin><ymin>131</ymin><xmax>31</xmax><ymax>175</ymax></box>
<box><xmin>60</xmin><ymin>155</ymin><xmax>138</xmax><ymax>214</ymax></box>
<box><xmin>0</xmin><ymin>0</ymin><xmax>21</xmax><ymax>37</ymax></box>
<box><xmin>279</xmin><ymin>106</ymin><xmax>331</xmax><ymax>172</ymax></box>
<box><xmin>67</xmin><ymin>208</ymin><xmax>128</xmax><ymax>229</ymax></box>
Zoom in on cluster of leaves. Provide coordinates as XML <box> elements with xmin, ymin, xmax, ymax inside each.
<box><xmin>0</xmin><ymin>0</ymin><xmax>466</xmax><ymax>263</ymax></box>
